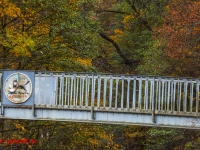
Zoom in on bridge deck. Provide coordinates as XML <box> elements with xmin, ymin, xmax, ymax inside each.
<box><xmin>0</xmin><ymin>71</ymin><xmax>200</xmax><ymax>129</ymax></box>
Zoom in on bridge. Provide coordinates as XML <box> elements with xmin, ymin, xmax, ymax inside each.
<box><xmin>0</xmin><ymin>71</ymin><xmax>200</xmax><ymax>129</ymax></box>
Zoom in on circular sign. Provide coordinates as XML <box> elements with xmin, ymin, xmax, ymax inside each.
<box><xmin>4</xmin><ymin>73</ymin><xmax>32</xmax><ymax>103</ymax></box>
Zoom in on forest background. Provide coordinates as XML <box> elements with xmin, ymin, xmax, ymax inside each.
<box><xmin>0</xmin><ymin>0</ymin><xmax>200</xmax><ymax>149</ymax></box>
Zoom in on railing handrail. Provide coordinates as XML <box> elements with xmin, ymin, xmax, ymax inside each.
<box><xmin>0</xmin><ymin>70</ymin><xmax>199</xmax><ymax>80</ymax></box>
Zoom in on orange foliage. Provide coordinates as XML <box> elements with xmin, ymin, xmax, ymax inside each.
<box><xmin>155</xmin><ymin>0</ymin><xmax>200</xmax><ymax>77</ymax></box>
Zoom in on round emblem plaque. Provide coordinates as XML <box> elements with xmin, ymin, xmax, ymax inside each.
<box><xmin>4</xmin><ymin>73</ymin><xmax>32</xmax><ymax>103</ymax></box>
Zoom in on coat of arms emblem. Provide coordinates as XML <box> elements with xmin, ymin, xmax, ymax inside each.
<box><xmin>4</xmin><ymin>73</ymin><xmax>32</xmax><ymax>103</ymax></box>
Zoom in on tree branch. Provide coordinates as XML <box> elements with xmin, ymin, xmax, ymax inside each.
<box><xmin>97</xmin><ymin>10</ymin><xmax>131</xmax><ymax>15</ymax></box>
<box><xmin>99</xmin><ymin>32</ymin><xmax>139</xmax><ymax>65</ymax></box>
<box><xmin>126</xmin><ymin>0</ymin><xmax>152</xmax><ymax>31</ymax></box>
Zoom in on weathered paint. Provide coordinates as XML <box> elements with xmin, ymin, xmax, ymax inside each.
<box><xmin>0</xmin><ymin>106</ymin><xmax>200</xmax><ymax>129</ymax></box>
<box><xmin>0</xmin><ymin>71</ymin><xmax>200</xmax><ymax>128</ymax></box>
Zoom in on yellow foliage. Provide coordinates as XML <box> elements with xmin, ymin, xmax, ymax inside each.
<box><xmin>68</xmin><ymin>0</ymin><xmax>79</xmax><ymax>10</ymax></box>
<box><xmin>33</xmin><ymin>23</ymin><xmax>50</xmax><ymax>35</ymax></box>
<box><xmin>69</xmin><ymin>0</ymin><xmax>78</xmax><ymax>3</ymax></box>
<box><xmin>109</xmin><ymin>35</ymin><xmax>117</xmax><ymax>41</ymax></box>
<box><xmin>122</xmin><ymin>15</ymin><xmax>134</xmax><ymax>24</ymax></box>
<box><xmin>14</xmin><ymin>123</ymin><xmax>27</xmax><ymax>133</ymax></box>
<box><xmin>76</xmin><ymin>58</ymin><xmax>92</xmax><ymax>66</ymax></box>
<box><xmin>0</xmin><ymin>0</ymin><xmax>21</xmax><ymax>17</ymax></box>
<box><xmin>2</xmin><ymin>30</ymin><xmax>35</xmax><ymax>57</ymax></box>
<box><xmin>114</xmin><ymin>29</ymin><xmax>123</xmax><ymax>34</ymax></box>
<box><xmin>166</xmin><ymin>5</ymin><xmax>170</xmax><ymax>10</ymax></box>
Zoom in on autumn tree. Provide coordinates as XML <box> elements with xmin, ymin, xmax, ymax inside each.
<box><xmin>94</xmin><ymin>0</ymin><xmax>170</xmax><ymax>74</ymax></box>
<box><xmin>154</xmin><ymin>0</ymin><xmax>200</xmax><ymax>77</ymax></box>
<box><xmin>0</xmin><ymin>1</ymin><xmax>121</xmax><ymax>149</ymax></box>
<box><xmin>0</xmin><ymin>0</ymin><xmax>100</xmax><ymax>71</ymax></box>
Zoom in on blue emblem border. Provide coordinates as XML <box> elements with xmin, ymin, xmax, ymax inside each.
<box><xmin>1</xmin><ymin>70</ymin><xmax>35</xmax><ymax>106</ymax></box>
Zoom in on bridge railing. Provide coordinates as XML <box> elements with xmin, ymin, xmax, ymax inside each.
<box><xmin>0</xmin><ymin>72</ymin><xmax>199</xmax><ymax>115</ymax></box>
<box><xmin>34</xmin><ymin>72</ymin><xmax>200</xmax><ymax>115</ymax></box>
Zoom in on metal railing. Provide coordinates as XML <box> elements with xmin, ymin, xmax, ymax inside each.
<box><xmin>35</xmin><ymin>72</ymin><xmax>200</xmax><ymax>115</ymax></box>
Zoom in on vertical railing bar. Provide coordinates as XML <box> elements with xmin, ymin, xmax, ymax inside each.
<box><xmin>115</xmin><ymin>77</ymin><xmax>119</xmax><ymax>108</ymax></box>
<box><xmin>50</xmin><ymin>73</ymin><xmax>53</xmax><ymax>105</ymax></box>
<box><xmin>155</xmin><ymin>79</ymin><xmax>158</xmax><ymax>111</ymax></box>
<box><xmin>55</xmin><ymin>73</ymin><xmax>58</xmax><ymax>105</ymax></box>
<box><xmin>144</xmin><ymin>77</ymin><xmax>149</xmax><ymax>110</ymax></box>
<box><xmin>67</xmin><ymin>77</ymin><xmax>70</xmax><ymax>105</ymax></box>
<box><xmin>38</xmin><ymin>72</ymin><xmax>42</xmax><ymax>104</ymax></box>
<box><xmin>164</xmin><ymin>81</ymin><xmax>167</xmax><ymax>111</ymax></box>
<box><xmin>132</xmin><ymin>77</ymin><xmax>136</xmax><ymax>110</ymax></box>
<box><xmin>138</xmin><ymin>78</ymin><xmax>142</xmax><ymax>110</ymax></box>
<box><xmin>196</xmin><ymin>80</ymin><xmax>199</xmax><ymax>113</ymax></box>
<box><xmin>109</xmin><ymin>75</ymin><xmax>113</xmax><ymax>108</ymax></box>
<box><xmin>103</xmin><ymin>77</ymin><xmax>107</xmax><ymax>108</ymax></box>
<box><xmin>121</xmin><ymin>76</ymin><xmax>125</xmax><ymax>109</ymax></box>
<box><xmin>64</xmin><ymin>75</ymin><xmax>68</xmax><ymax>105</ymax></box>
<box><xmin>81</xmin><ymin>78</ymin><xmax>85</xmax><ymax>106</ymax></box>
<box><xmin>155</xmin><ymin>80</ymin><xmax>159</xmax><ymax>110</ymax></box>
<box><xmin>149</xmin><ymin>79</ymin><xmax>155</xmax><ymax>110</ymax></box>
<box><xmin>91</xmin><ymin>74</ymin><xmax>95</xmax><ymax>108</ymax></box>
<box><xmin>179</xmin><ymin>81</ymin><xmax>182</xmax><ymax>112</ymax></box>
<box><xmin>70</xmin><ymin>76</ymin><xmax>73</xmax><ymax>106</ymax></box>
<box><xmin>151</xmin><ymin>78</ymin><xmax>155</xmax><ymax>111</ymax></box>
<box><xmin>79</xmin><ymin>76</ymin><xmax>82</xmax><ymax>106</ymax></box>
<box><xmin>127</xmin><ymin>77</ymin><xmax>130</xmax><ymax>109</ymax></box>
<box><xmin>89</xmin><ymin>74</ymin><xmax>95</xmax><ymax>109</ymax></box>
<box><xmin>161</xmin><ymin>81</ymin><xmax>164</xmax><ymax>111</ymax></box>
<box><xmin>173</xmin><ymin>82</ymin><xmax>176</xmax><ymax>112</ymax></box>
<box><xmin>73</xmin><ymin>74</ymin><xmax>76</xmax><ymax>106</ymax></box>
<box><xmin>177</xmin><ymin>81</ymin><xmax>180</xmax><ymax>112</ymax></box>
<box><xmin>190</xmin><ymin>81</ymin><xmax>193</xmax><ymax>112</ymax></box>
<box><xmin>184</xmin><ymin>80</ymin><xmax>187</xmax><ymax>112</ymax></box>
<box><xmin>170</xmin><ymin>78</ymin><xmax>174</xmax><ymax>112</ymax></box>
<box><xmin>88</xmin><ymin>77</ymin><xmax>91</xmax><ymax>106</ymax></box>
<box><xmin>167</xmin><ymin>80</ymin><xmax>171</xmax><ymax>111</ymax></box>
<box><xmin>158</xmin><ymin>78</ymin><xmax>161</xmax><ymax>111</ymax></box>
<box><xmin>150</xmin><ymin>79</ymin><xmax>153</xmax><ymax>110</ymax></box>
<box><xmin>85</xmin><ymin>75</ymin><xmax>88</xmax><ymax>107</ymax></box>
<box><xmin>61</xmin><ymin>73</ymin><xmax>65</xmax><ymax>106</ymax></box>
<box><xmin>97</xmin><ymin>75</ymin><xmax>101</xmax><ymax>108</ymax></box>
<box><xmin>59</xmin><ymin>76</ymin><xmax>62</xmax><ymax>105</ymax></box>
<box><xmin>76</xmin><ymin>77</ymin><xmax>79</xmax><ymax>106</ymax></box>
<box><xmin>93</xmin><ymin>76</ymin><xmax>98</xmax><ymax>106</ymax></box>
